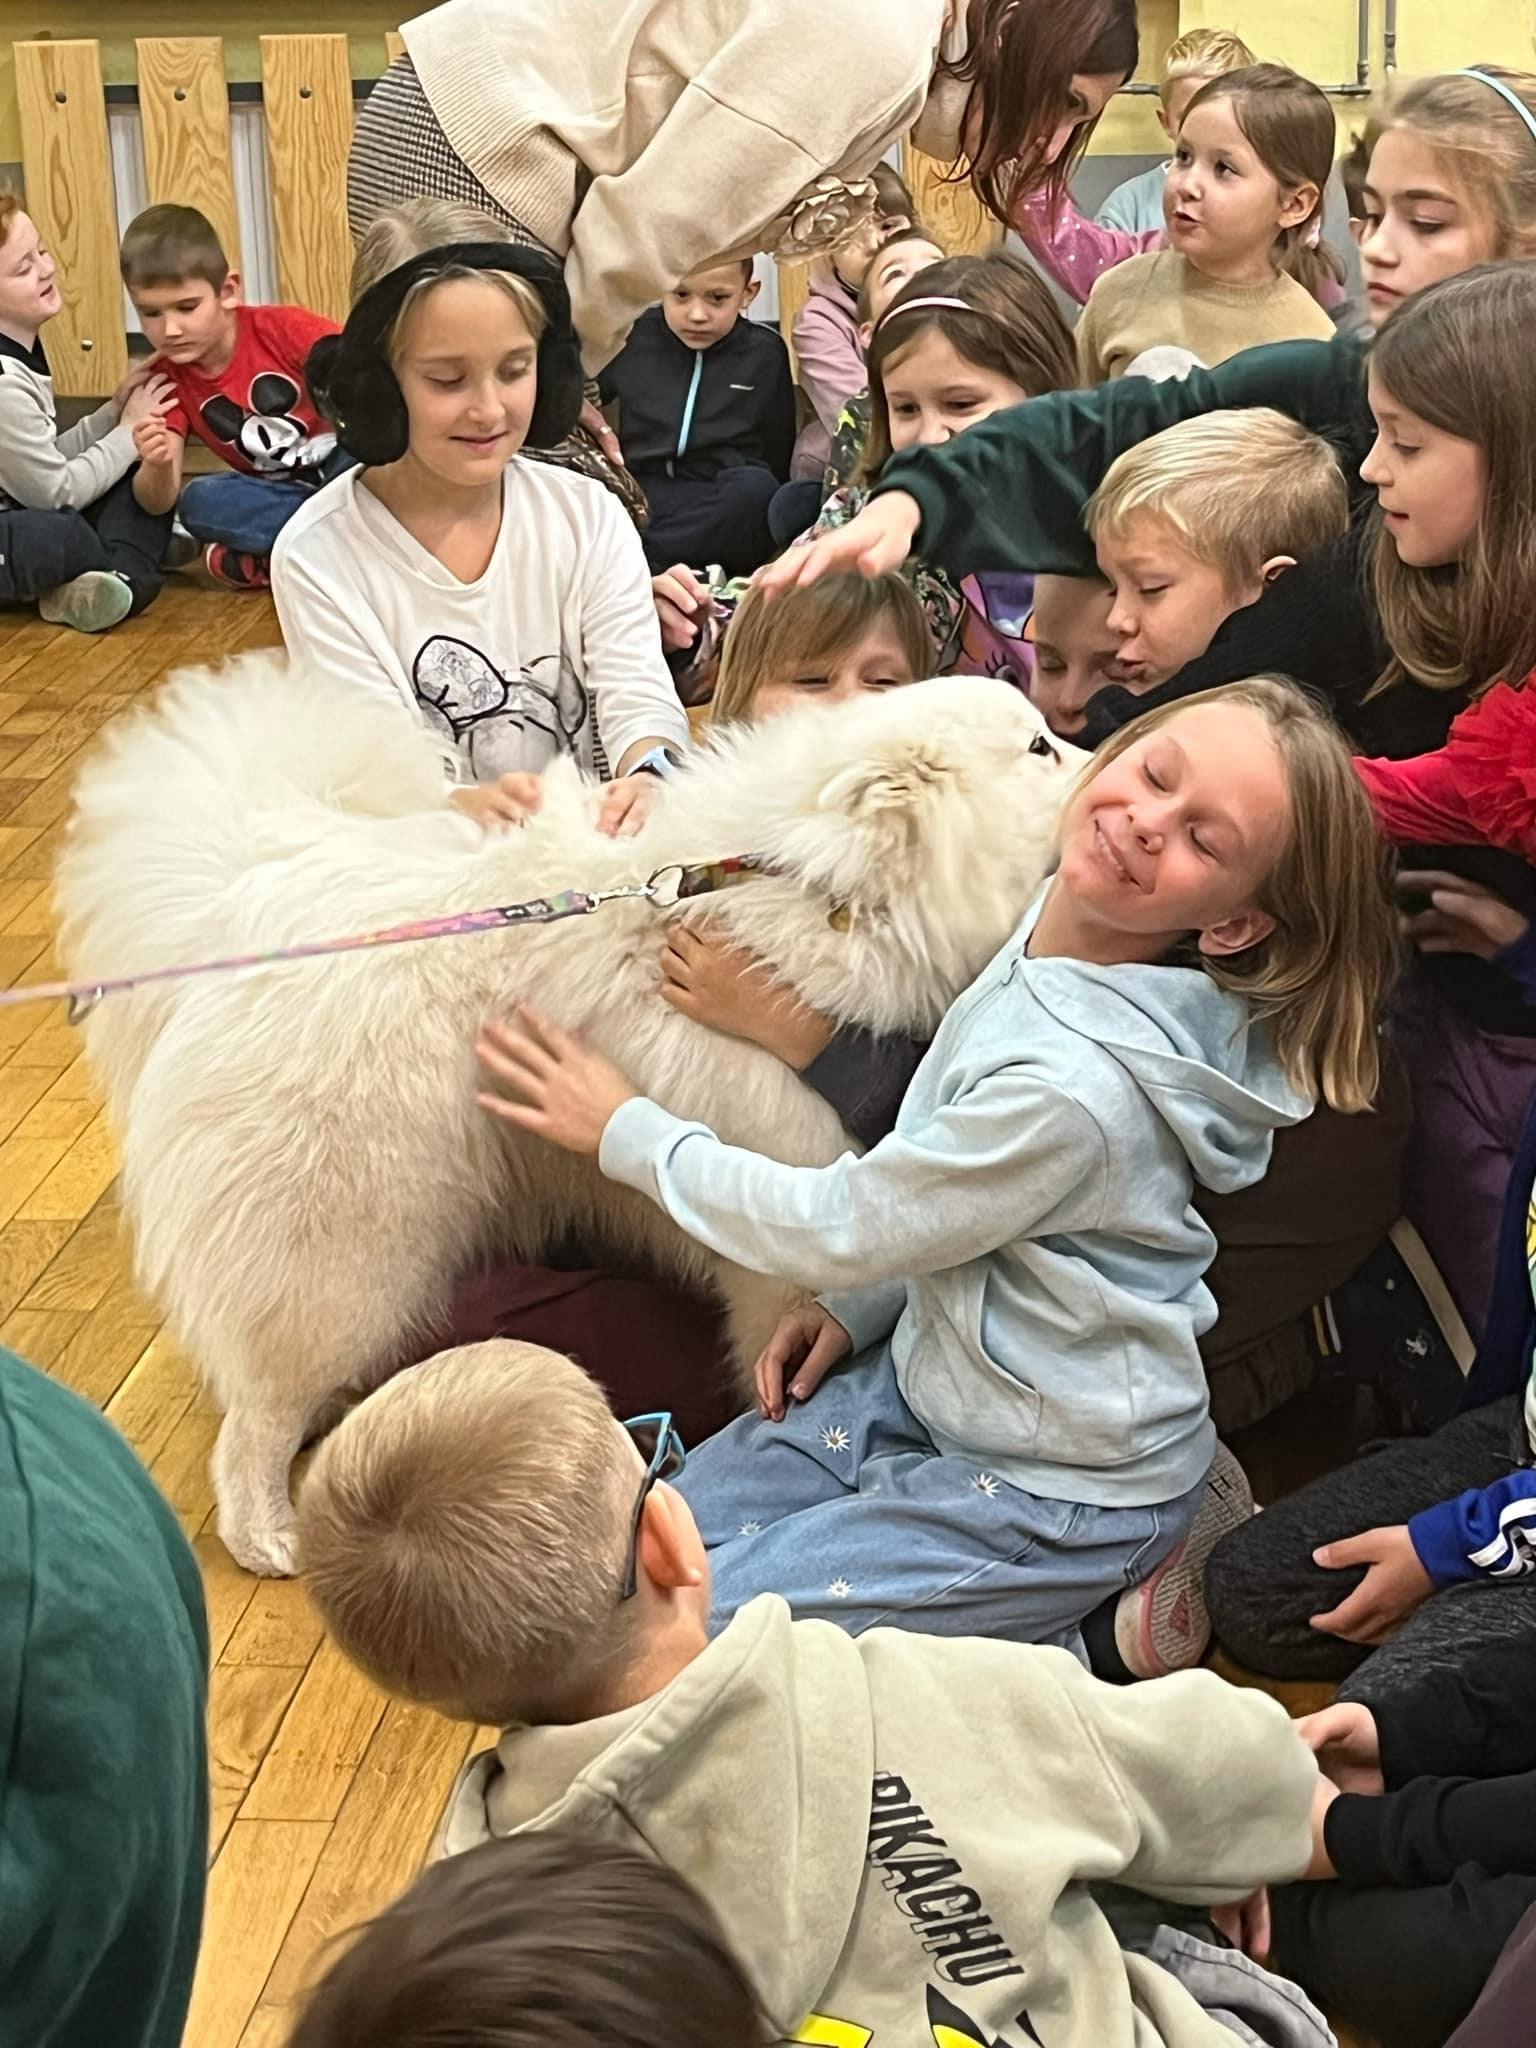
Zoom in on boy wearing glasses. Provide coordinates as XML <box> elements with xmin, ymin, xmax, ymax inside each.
<box><xmin>299</xmin><ymin>1340</ymin><xmax>1337</xmax><ymax>2048</ymax></box>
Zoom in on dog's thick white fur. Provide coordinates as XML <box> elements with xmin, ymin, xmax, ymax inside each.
<box><xmin>57</xmin><ymin>657</ymin><xmax>1082</xmax><ymax>1574</ymax></box>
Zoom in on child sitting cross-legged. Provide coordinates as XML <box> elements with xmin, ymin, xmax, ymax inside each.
<box><xmin>119</xmin><ymin>204</ymin><xmax>346</xmax><ymax>592</ymax></box>
<box><xmin>0</xmin><ymin>193</ymin><xmax>175</xmax><ymax>634</ymax></box>
<box><xmin>476</xmin><ymin>680</ymin><xmax>1398</xmax><ymax>1663</ymax></box>
<box><xmin>300</xmin><ymin>1339</ymin><xmax>1341</xmax><ymax>2048</ymax></box>
<box><xmin>598</xmin><ymin>259</ymin><xmax>796</xmax><ymax>578</ymax></box>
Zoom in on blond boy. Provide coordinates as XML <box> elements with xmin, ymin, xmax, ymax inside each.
<box><xmin>1075</xmin><ymin>406</ymin><xmax>1347</xmax><ymax>721</ymax></box>
<box><xmin>1097</xmin><ymin>29</ymin><xmax>1258</xmax><ymax>235</ymax></box>
<box><xmin>300</xmin><ymin>1340</ymin><xmax>1338</xmax><ymax>2048</ymax></box>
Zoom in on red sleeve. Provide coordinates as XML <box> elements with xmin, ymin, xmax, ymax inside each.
<box><xmin>1354</xmin><ymin>680</ymin><xmax>1536</xmax><ymax>859</ymax></box>
<box><xmin>1354</xmin><ymin>748</ymin><xmax>1475</xmax><ymax>846</ymax></box>
<box><xmin>259</xmin><ymin>303</ymin><xmax>343</xmax><ymax>374</ymax></box>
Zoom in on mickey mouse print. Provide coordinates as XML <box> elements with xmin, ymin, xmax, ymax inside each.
<box><xmin>157</xmin><ymin>303</ymin><xmax>343</xmax><ymax>480</ymax></box>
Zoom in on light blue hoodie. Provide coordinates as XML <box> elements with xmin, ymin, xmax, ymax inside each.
<box><xmin>601</xmin><ymin>888</ymin><xmax>1313</xmax><ymax>1508</ymax></box>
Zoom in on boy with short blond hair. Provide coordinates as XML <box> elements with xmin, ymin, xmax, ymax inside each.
<box><xmin>119</xmin><ymin>202</ymin><xmax>344</xmax><ymax>590</ymax></box>
<box><xmin>300</xmin><ymin>1340</ymin><xmax>1339</xmax><ymax>2048</ymax></box>
<box><xmin>1081</xmin><ymin>406</ymin><xmax>1348</xmax><ymax>701</ymax></box>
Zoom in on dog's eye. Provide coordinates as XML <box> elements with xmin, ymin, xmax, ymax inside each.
<box><xmin>1028</xmin><ymin>733</ymin><xmax>1059</xmax><ymax>762</ymax></box>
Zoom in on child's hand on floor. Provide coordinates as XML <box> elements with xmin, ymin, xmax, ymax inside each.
<box><xmin>660</xmin><ymin>921</ymin><xmax>835</xmax><ymax>1069</ymax></box>
<box><xmin>753</xmin><ymin>1302</ymin><xmax>852</xmax><ymax>1420</ymax></box>
<box><xmin>1398</xmin><ymin>869</ymin><xmax>1529</xmax><ymax>961</ymax></box>
<box><xmin>449</xmin><ymin>774</ymin><xmax>544</xmax><ymax>830</ymax></box>
<box><xmin>476</xmin><ymin>1006</ymin><xmax>636</xmax><ymax>1155</ymax></box>
<box><xmin>1309</xmin><ymin>1523</ymin><xmax>1432</xmax><ymax>1645</ymax></box>
<box><xmin>121</xmin><ymin>374</ymin><xmax>177</xmax><ymax>430</ymax></box>
<box><xmin>1296</xmin><ymin>1701</ymin><xmax>1384</xmax><ymax>1795</ymax></box>
<box><xmin>652</xmin><ymin>564</ymin><xmax>708</xmax><ymax>651</ymax></box>
<box><xmin>754</xmin><ymin>490</ymin><xmax>921</xmax><ymax>597</ymax></box>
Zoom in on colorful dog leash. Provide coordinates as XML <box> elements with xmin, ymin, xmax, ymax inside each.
<box><xmin>5</xmin><ymin>857</ymin><xmax>762</xmax><ymax>1022</ymax></box>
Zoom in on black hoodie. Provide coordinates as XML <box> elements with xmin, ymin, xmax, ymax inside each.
<box><xmin>599</xmin><ymin>306</ymin><xmax>796</xmax><ymax>483</ymax></box>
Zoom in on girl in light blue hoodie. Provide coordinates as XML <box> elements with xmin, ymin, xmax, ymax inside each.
<box><xmin>477</xmin><ymin>679</ymin><xmax>1396</xmax><ymax>1666</ymax></box>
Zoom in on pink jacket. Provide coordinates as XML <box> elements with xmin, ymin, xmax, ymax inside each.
<box><xmin>790</xmin><ymin>263</ymin><xmax>867</xmax><ymax>478</ymax></box>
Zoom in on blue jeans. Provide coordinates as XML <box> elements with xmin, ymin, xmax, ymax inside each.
<box><xmin>177</xmin><ymin>449</ymin><xmax>356</xmax><ymax>557</ymax></box>
<box><xmin>676</xmin><ymin>1342</ymin><xmax>1205</xmax><ymax>1652</ymax></box>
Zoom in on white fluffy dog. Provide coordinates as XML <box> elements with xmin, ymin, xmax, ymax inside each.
<box><xmin>57</xmin><ymin>658</ymin><xmax>1082</xmax><ymax>1575</ymax></box>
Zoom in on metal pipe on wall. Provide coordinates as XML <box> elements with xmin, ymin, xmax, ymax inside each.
<box><xmin>1117</xmin><ymin>0</ymin><xmax>1376</xmax><ymax>98</ymax></box>
<box><xmin>1384</xmin><ymin>0</ymin><xmax>1398</xmax><ymax>72</ymax></box>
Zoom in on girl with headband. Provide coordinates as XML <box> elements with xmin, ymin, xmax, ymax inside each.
<box><xmin>277</xmin><ymin>243</ymin><xmax>690</xmax><ymax>836</ymax></box>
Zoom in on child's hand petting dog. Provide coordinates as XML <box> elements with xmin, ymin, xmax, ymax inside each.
<box><xmin>598</xmin><ymin>776</ymin><xmax>658</xmax><ymax>838</ymax></box>
<box><xmin>1308</xmin><ymin>1522</ymin><xmax>1432</xmax><ymax>1644</ymax></box>
<box><xmin>450</xmin><ymin>773</ymin><xmax>544</xmax><ymax>830</ymax></box>
<box><xmin>660</xmin><ymin>921</ymin><xmax>834</xmax><ymax>1069</ymax></box>
<box><xmin>477</xmin><ymin>1006</ymin><xmax>637</xmax><ymax>1155</ymax></box>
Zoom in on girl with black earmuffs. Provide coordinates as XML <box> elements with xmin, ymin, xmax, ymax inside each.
<box><xmin>273</xmin><ymin>242</ymin><xmax>691</xmax><ymax>836</ymax></box>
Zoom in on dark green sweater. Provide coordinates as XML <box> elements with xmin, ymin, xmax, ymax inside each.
<box><xmin>0</xmin><ymin>1348</ymin><xmax>208</xmax><ymax>2048</ymax></box>
<box><xmin>875</xmin><ymin>335</ymin><xmax>1373</xmax><ymax>578</ymax></box>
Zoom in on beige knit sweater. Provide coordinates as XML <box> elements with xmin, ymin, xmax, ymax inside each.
<box><xmin>401</xmin><ymin>0</ymin><xmax>964</xmax><ymax>370</ymax></box>
<box><xmin>1076</xmin><ymin>247</ymin><xmax>1337</xmax><ymax>383</ymax></box>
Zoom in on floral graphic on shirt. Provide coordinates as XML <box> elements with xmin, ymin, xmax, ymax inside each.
<box><xmin>819</xmin><ymin>1424</ymin><xmax>851</xmax><ymax>1454</ymax></box>
<box><xmin>412</xmin><ymin>637</ymin><xmax>590</xmax><ymax>780</ymax></box>
<box><xmin>970</xmin><ymin>1473</ymin><xmax>1000</xmax><ymax>1498</ymax></box>
<box><xmin>739</xmin><ymin>1519</ymin><xmax>762</xmax><ymax>1536</ymax></box>
<box><xmin>827</xmin><ymin>1577</ymin><xmax>853</xmax><ymax>1598</ymax></box>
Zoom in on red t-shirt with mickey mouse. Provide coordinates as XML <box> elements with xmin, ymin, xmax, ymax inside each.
<box><xmin>159</xmin><ymin>303</ymin><xmax>341</xmax><ymax>481</ymax></box>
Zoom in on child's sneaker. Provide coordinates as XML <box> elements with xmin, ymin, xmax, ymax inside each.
<box><xmin>204</xmin><ymin>544</ymin><xmax>271</xmax><ymax>590</ymax></box>
<box><xmin>1113</xmin><ymin>1441</ymin><xmax>1254</xmax><ymax>1679</ymax></box>
<box><xmin>164</xmin><ymin>519</ymin><xmax>202</xmax><ymax>571</ymax></box>
<box><xmin>1311</xmin><ymin>1220</ymin><xmax>1473</xmax><ymax>1433</ymax></box>
<box><xmin>37</xmin><ymin>570</ymin><xmax>134</xmax><ymax>634</ymax></box>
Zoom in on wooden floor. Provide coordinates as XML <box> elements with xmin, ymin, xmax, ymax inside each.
<box><xmin>2</xmin><ymin>581</ymin><xmax>1368</xmax><ymax>2048</ymax></box>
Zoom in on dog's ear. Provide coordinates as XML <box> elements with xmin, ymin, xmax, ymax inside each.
<box><xmin>817</xmin><ymin>743</ymin><xmax>953</xmax><ymax>851</ymax></box>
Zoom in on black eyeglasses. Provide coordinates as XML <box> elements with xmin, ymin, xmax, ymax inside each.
<box><xmin>620</xmin><ymin>1411</ymin><xmax>687</xmax><ymax>1601</ymax></box>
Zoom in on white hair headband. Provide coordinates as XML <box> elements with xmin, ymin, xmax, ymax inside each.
<box><xmin>873</xmin><ymin>293</ymin><xmax>980</xmax><ymax>337</ymax></box>
<box><xmin>1457</xmin><ymin>68</ymin><xmax>1536</xmax><ymax>147</ymax></box>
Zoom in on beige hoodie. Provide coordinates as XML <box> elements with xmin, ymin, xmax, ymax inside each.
<box><xmin>400</xmin><ymin>0</ymin><xmax>966</xmax><ymax>369</ymax></box>
<box><xmin>438</xmin><ymin>1596</ymin><xmax>1322</xmax><ymax>2048</ymax></box>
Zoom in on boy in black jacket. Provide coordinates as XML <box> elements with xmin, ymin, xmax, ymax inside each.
<box><xmin>599</xmin><ymin>261</ymin><xmax>796</xmax><ymax>576</ymax></box>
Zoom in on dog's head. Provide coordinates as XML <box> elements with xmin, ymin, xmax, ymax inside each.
<box><xmin>710</xmin><ymin>678</ymin><xmax>1088</xmax><ymax>1001</ymax></box>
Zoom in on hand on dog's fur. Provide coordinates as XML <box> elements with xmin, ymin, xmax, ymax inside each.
<box><xmin>597</xmin><ymin>776</ymin><xmax>659</xmax><ymax>838</ymax></box>
<box><xmin>754</xmin><ymin>1302</ymin><xmax>852</xmax><ymax>1419</ymax></box>
<box><xmin>450</xmin><ymin>773</ymin><xmax>544</xmax><ymax>829</ymax></box>
<box><xmin>660</xmin><ymin>921</ymin><xmax>834</xmax><ymax>1069</ymax></box>
<box><xmin>477</xmin><ymin>1006</ymin><xmax>637</xmax><ymax>1154</ymax></box>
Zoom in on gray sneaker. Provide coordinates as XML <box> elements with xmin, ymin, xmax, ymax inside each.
<box><xmin>38</xmin><ymin>570</ymin><xmax>134</xmax><ymax>634</ymax></box>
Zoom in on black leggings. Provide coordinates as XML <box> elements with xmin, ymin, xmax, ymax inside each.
<box><xmin>0</xmin><ymin>471</ymin><xmax>169</xmax><ymax>615</ymax></box>
<box><xmin>1270</xmin><ymin>1868</ymin><xmax>1536</xmax><ymax>2048</ymax></box>
<box><xmin>1205</xmin><ymin>1397</ymin><xmax>1536</xmax><ymax>1702</ymax></box>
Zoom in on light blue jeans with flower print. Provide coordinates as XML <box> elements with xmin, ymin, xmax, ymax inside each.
<box><xmin>676</xmin><ymin>1342</ymin><xmax>1205</xmax><ymax>1651</ymax></box>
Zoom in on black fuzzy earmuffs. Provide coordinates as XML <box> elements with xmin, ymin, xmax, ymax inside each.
<box><xmin>307</xmin><ymin>241</ymin><xmax>585</xmax><ymax>466</ymax></box>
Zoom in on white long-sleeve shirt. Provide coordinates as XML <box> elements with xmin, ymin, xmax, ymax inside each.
<box><xmin>270</xmin><ymin>459</ymin><xmax>689</xmax><ymax>782</ymax></box>
<box><xmin>0</xmin><ymin>336</ymin><xmax>136</xmax><ymax>513</ymax></box>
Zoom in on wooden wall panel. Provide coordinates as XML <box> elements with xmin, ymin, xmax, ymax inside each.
<box><xmin>900</xmin><ymin>144</ymin><xmax>1004</xmax><ymax>256</ymax></box>
<box><xmin>135</xmin><ymin>38</ymin><xmax>242</xmax><ymax>274</ymax></box>
<box><xmin>258</xmin><ymin>34</ymin><xmax>354</xmax><ymax>321</ymax></box>
<box><xmin>12</xmin><ymin>40</ymin><xmax>126</xmax><ymax>399</ymax></box>
<box><xmin>384</xmin><ymin>30</ymin><xmax>407</xmax><ymax>65</ymax></box>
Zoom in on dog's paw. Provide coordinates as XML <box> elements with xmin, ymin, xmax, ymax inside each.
<box><xmin>221</xmin><ymin>1518</ymin><xmax>301</xmax><ymax>1579</ymax></box>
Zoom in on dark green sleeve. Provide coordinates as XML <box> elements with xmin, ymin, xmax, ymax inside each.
<box><xmin>872</xmin><ymin>334</ymin><xmax>1372</xmax><ymax>578</ymax></box>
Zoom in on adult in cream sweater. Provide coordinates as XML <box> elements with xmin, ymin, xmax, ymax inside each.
<box><xmin>349</xmin><ymin>0</ymin><xmax>1139</xmax><ymax>372</ymax></box>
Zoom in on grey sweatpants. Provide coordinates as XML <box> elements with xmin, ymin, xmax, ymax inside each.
<box><xmin>1205</xmin><ymin>1397</ymin><xmax>1536</xmax><ymax>1702</ymax></box>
